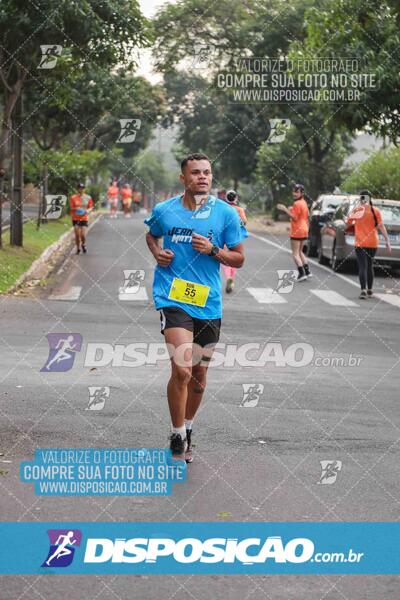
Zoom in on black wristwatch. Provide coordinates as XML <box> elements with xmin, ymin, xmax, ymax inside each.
<box><xmin>208</xmin><ymin>245</ymin><xmax>220</xmax><ymax>257</ymax></box>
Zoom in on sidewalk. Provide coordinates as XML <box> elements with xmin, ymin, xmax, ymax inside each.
<box><xmin>0</xmin><ymin>218</ymin><xmax>73</xmax><ymax>293</ymax></box>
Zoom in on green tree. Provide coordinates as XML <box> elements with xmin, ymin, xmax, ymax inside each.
<box><xmin>294</xmin><ymin>0</ymin><xmax>400</xmax><ymax>141</ymax></box>
<box><xmin>342</xmin><ymin>147</ymin><xmax>400</xmax><ymax>200</ymax></box>
<box><xmin>256</xmin><ymin>127</ymin><xmax>349</xmax><ymax>207</ymax></box>
<box><xmin>0</xmin><ymin>0</ymin><xmax>151</xmax><ymax>168</ymax></box>
<box><xmin>131</xmin><ymin>150</ymin><xmax>173</xmax><ymax>198</ymax></box>
<box><xmin>154</xmin><ymin>0</ymin><xmax>348</xmax><ymax>192</ymax></box>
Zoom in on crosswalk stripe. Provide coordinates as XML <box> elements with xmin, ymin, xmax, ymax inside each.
<box><xmin>49</xmin><ymin>286</ymin><xmax>82</xmax><ymax>301</ymax></box>
<box><xmin>310</xmin><ymin>289</ymin><xmax>358</xmax><ymax>307</ymax></box>
<box><xmin>118</xmin><ymin>286</ymin><xmax>149</xmax><ymax>301</ymax></box>
<box><xmin>247</xmin><ymin>287</ymin><xmax>288</xmax><ymax>304</ymax></box>
<box><xmin>374</xmin><ymin>293</ymin><xmax>400</xmax><ymax>308</ymax></box>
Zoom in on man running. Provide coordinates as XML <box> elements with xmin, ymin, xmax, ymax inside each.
<box><xmin>69</xmin><ymin>183</ymin><xmax>93</xmax><ymax>254</ymax></box>
<box><xmin>107</xmin><ymin>179</ymin><xmax>119</xmax><ymax>218</ymax></box>
<box><xmin>277</xmin><ymin>183</ymin><xmax>311</xmax><ymax>281</ymax></box>
<box><xmin>121</xmin><ymin>183</ymin><xmax>133</xmax><ymax>218</ymax></box>
<box><xmin>221</xmin><ymin>189</ymin><xmax>247</xmax><ymax>293</ymax></box>
<box><xmin>145</xmin><ymin>153</ymin><xmax>248</xmax><ymax>462</ymax></box>
<box><xmin>132</xmin><ymin>188</ymin><xmax>142</xmax><ymax>213</ymax></box>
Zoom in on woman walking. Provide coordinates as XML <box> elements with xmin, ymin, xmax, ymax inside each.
<box><xmin>347</xmin><ymin>190</ymin><xmax>391</xmax><ymax>299</ymax></box>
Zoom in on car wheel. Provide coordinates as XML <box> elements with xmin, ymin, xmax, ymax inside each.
<box><xmin>318</xmin><ymin>241</ymin><xmax>329</xmax><ymax>265</ymax></box>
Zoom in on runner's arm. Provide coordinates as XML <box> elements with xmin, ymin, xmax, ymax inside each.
<box><xmin>192</xmin><ymin>233</ymin><xmax>244</xmax><ymax>267</ymax></box>
<box><xmin>215</xmin><ymin>243</ymin><xmax>245</xmax><ymax>267</ymax></box>
<box><xmin>276</xmin><ymin>203</ymin><xmax>297</xmax><ymax>220</ymax></box>
<box><xmin>146</xmin><ymin>232</ymin><xmax>174</xmax><ymax>266</ymax></box>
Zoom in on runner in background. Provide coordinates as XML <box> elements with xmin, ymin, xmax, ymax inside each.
<box><xmin>132</xmin><ymin>189</ymin><xmax>141</xmax><ymax>213</ymax></box>
<box><xmin>69</xmin><ymin>183</ymin><xmax>93</xmax><ymax>254</ymax></box>
<box><xmin>221</xmin><ymin>189</ymin><xmax>247</xmax><ymax>293</ymax></box>
<box><xmin>121</xmin><ymin>183</ymin><xmax>133</xmax><ymax>218</ymax></box>
<box><xmin>108</xmin><ymin>179</ymin><xmax>119</xmax><ymax>218</ymax></box>
<box><xmin>277</xmin><ymin>183</ymin><xmax>311</xmax><ymax>281</ymax></box>
<box><xmin>347</xmin><ymin>189</ymin><xmax>391</xmax><ymax>299</ymax></box>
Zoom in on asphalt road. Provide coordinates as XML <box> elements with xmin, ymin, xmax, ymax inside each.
<box><xmin>1</xmin><ymin>212</ymin><xmax>400</xmax><ymax>598</ymax></box>
<box><xmin>1</xmin><ymin>202</ymin><xmax>38</xmax><ymax>230</ymax></box>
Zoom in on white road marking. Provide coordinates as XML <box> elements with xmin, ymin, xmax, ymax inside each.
<box><xmin>247</xmin><ymin>287</ymin><xmax>288</xmax><ymax>304</ymax></box>
<box><xmin>249</xmin><ymin>232</ymin><xmax>360</xmax><ymax>288</ymax></box>
<box><xmin>310</xmin><ymin>289</ymin><xmax>358</xmax><ymax>307</ymax></box>
<box><xmin>49</xmin><ymin>286</ymin><xmax>82</xmax><ymax>301</ymax></box>
<box><xmin>118</xmin><ymin>286</ymin><xmax>149</xmax><ymax>301</ymax></box>
<box><xmin>374</xmin><ymin>293</ymin><xmax>400</xmax><ymax>308</ymax></box>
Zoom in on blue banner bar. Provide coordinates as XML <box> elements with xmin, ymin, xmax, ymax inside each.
<box><xmin>0</xmin><ymin>522</ymin><xmax>399</xmax><ymax>574</ymax></box>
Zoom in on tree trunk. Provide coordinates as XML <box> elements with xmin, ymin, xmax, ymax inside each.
<box><xmin>0</xmin><ymin>82</ymin><xmax>24</xmax><ymax>170</ymax></box>
<box><xmin>41</xmin><ymin>162</ymin><xmax>49</xmax><ymax>224</ymax></box>
<box><xmin>10</xmin><ymin>93</ymin><xmax>23</xmax><ymax>246</ymax></box>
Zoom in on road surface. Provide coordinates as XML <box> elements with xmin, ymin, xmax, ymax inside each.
<box><xmin>1</xmin><ymin>213</ymin><xmax>399</xmax><ymax>598</ymax></box>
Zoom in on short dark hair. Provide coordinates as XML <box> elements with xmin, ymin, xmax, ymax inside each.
<box><xmin>181</xmin><ymin>153</ymin><xmax>211</xmax><ymax>172</ymax></box>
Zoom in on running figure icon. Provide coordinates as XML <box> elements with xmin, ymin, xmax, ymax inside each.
<box><xmin>41</xmin><ymin>333</ymin><xmax>82</xmax><ymax>372</ymax></box>
<box><xmin>45</xmin><ymin>335</ymin><xmax>76</xmax><ymax>371</ymax></box>
<box><xmin>45</xmin><ymin>531</ymin><xmax>77</xmax><ymax>566</ymax></box>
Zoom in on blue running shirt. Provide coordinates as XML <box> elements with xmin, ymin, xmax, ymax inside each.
<box><xmin>144</xmin><ymin>195</ymin><xmax>248</xmax><ymax>319</ymax></box>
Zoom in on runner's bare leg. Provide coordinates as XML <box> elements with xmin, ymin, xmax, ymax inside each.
<box><xmin>74</xmin><ymin>225</ymin><xmax>80</xmax><ymax>249</ymax></box>
<box><xmin>164</xmin><ymin>327</ymin><xmax>193</xmax><ymax>427</ymax></box>
<box><xmin>185</xmin><ymin>344</ymin><xmax>216</xmax><ymax>420</ymax></box>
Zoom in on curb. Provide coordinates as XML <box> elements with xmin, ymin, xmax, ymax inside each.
<box><xmin>6</xmin><ymin>214</ymin><xmax>101</xmax><ymax>294</ymax></box>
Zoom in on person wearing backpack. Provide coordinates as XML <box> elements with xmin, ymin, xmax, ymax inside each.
<box><xmin>346</xmin><ymin>190</ymin><xmax>391</xmax><ymax>299</ymax></box>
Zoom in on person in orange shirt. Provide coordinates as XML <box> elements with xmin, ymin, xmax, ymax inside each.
<box><xmin>346</xmin><ymin>190</ymin><xmax>391</xmax><ymax>299</ymax></box>
<box><xmin>69</xmin><ymin>183</ymin><xmax>94</xmax><ymax>254</ymax></box>
<box><xmin>277</xmin><ymin>183</ymin><xmax>311</xmax><ymax>281</ymax></box>
<box><xmin>221</xmin><ymin>189</ymin><xmax>247</xmax><ymax>293</ymax></box>
<box><xmin>132</xmin><ymin>189</ymin><xmax>141</xmax><ymax>213</ymax></box>
<box><xmin>121</xmin><ymin>183</ymin><xmax>133</xmax><ymax>218</ymax></box>
<box><xmin>107</xmin><ymin>180</ymin><xmax>119</xmax><ymax>218</ymax></box>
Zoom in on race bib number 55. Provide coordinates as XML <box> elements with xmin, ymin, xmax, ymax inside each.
<box><xmin>168</xmin><ymin>277</ymin><xmax>210</xmax><ymax>307</ymax></box>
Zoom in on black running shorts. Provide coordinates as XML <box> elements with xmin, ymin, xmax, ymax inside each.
<box><xmin>159</xmin><ymin>306</ymin><xmax>221</xmax><ymax>348</ymax></box>
<box><xmin>72</xmin><ymin>220</ymin><xmax>88</xmax><ymax>227</ymax></box>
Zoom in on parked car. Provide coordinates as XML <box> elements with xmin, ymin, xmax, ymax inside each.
<box><xmin>307</xmin><ymin>194</ymin><xmax>358</xmax><ymax>257</ymax></box>
<box><xmin>318</xmin><ymin>198</ymin><xmax>400</xmax><ymax>272</ymax></box>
